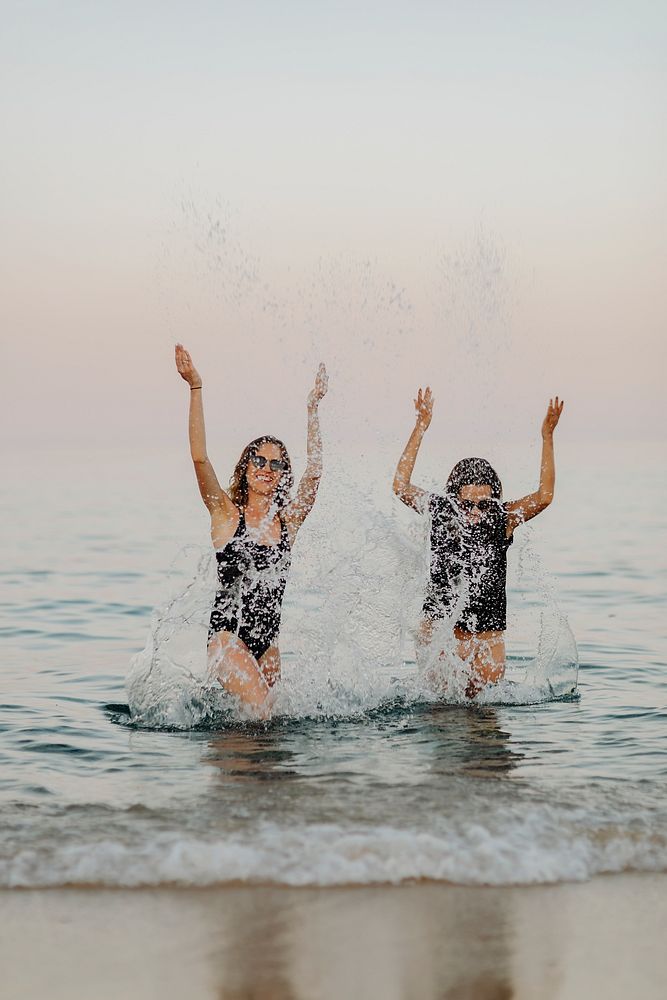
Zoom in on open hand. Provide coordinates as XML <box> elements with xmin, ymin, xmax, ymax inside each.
<box><xmin>308</xmin><ymin>363</ymin><xmax>328</xmax><ymax>408</ymax></box>
<box><xmin>542</xmin><ymin>396</ymin><xmax>564</xmax><ymax>438</ymax></box>
<box><xmin>415</xmin><ymin>387</ymin><xmax>434</xmax><ymax>432</ymax></box>
<box><xmin>175</xmin><ymin>343</ymin><xmax>202</xmax><ymax>388</ymax></box>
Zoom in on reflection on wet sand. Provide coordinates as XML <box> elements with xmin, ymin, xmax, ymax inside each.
<box><xmin>285</xmin><ymin>885</ymin><xmax>516</xmax><ymax>1000</ymax></box>
<box><xmin>206</xmin><ymin>886</ymin><xmax>531</xmax><ymax>1000</ymax></box>
<box><xmin>6</xmin><ymin>877</ymin><xmax>667</xmax><ymax>999</ymax></box>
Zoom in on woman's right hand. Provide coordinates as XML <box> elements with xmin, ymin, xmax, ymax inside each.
<box><xmin>175</xmin><ymin>343</ymin><xmax>202</xmax><ymax>388</ymax></box>
<box><xmin>414</xmin><ymin>386</ymin><xmax>433</xmax><ymax>432</ymax></box>
<box><xmin>541</xmin><ymin>396</ymin><xmax>564</xmax><ymax>438</ymax></box>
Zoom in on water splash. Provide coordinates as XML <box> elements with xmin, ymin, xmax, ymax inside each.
<box><xmin>126</xmin><ymin>480</ymin><xmax>578</xmax><ymax>729</ymax></box>
<box><xmin>134</xmin><ymin>205</ymin><xmax>579</xmax><ymax>727</ymax></box>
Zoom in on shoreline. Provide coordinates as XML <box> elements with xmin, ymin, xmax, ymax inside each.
<box><xmin>3</xmin><ymin>873</ymin><xmax>666</xmax><ymax>999</ymax></box>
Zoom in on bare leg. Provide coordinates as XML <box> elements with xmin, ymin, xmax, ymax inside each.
<box><xmin>454</xmin><ymin>629</ymin><xmax>506</xmax><ymax>699</ymax></box>
<box><xmin>207</xmin><ymin>632</ymin><xmax>272</xmax><ymax>719</ymax></box>
<box><xmin>258</xmin><ymin>645</ymin><xmax>281</xmax><ymax>688</ymax></box>
<box><xmin>417</xmin><ymin>615</ymin><xmax>436</xmax><ymax>648</ymax></box>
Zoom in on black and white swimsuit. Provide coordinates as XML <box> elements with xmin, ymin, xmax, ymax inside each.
<box><xmin>423</xmin><ymin>493</ymin><xmax>513</xmax><ymax>633</ymax></box>
<box><xmin>208</xmin><ymin>509</ymin><xmax>292</xmax><ymax>661</ymax></box>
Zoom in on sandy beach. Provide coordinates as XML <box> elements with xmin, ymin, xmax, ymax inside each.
<box><xmin>3</xmin><ymin>873</ymin><xmax>666</xmax><ymax>999</ymax></box>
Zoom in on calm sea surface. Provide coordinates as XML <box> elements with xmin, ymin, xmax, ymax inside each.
<box><xmin>1</xmin><ymin>444</ymin><xmax>666</xmax><ymax>888</ymax></box>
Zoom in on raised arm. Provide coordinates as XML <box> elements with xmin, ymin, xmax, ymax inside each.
<box><xmin>505</xmin><ymin>397</ymin><xmax>564</xmax><ymax>535</ymax></box>
<box><xmin>283</xmin><ymin>364</ymin><xmax>328</xmax><ymax>538</ymax></box>
<box><xmin>175</xmin><ymin>344</ymin><xmax>234</xmax><ymax>515</ymax></box>
<box><xmin>392</xmin><ymin>387</ymin><xmax>433</xmax><ymax>512</ymax></box>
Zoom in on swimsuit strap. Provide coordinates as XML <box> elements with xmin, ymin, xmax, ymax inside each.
<box><xmin>233</xmin><ymin>507</ymin><xmax>246</xmax><ymax>537</ymax></box>
<box><xmin>278</xmin><ymin>512</ymin><xmax>291</xmax><ymax>551</ymax></box>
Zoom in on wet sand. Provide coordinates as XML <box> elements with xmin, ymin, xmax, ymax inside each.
<box><xmin>2</xmin><ymin>873</ymin><xmax>666</xmax><ymax>999</ymax></box>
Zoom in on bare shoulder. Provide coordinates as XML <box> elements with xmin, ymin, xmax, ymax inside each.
<box><xmin>281</xmin><ymin>501</ymin><xmax>302</xmax><ymax>546</ymax></box>
<box><xmin>210</xmin><ymin>503</ymin><xmax>241</xmax><ymax>549</ymax></box>
<box><xmin>504</xmin><ymin>492</ymin><xmax>550</xmax><ymax>537</ymax></box>
<box><xmin>397</xmin><ymin>484</ymin><xmax>429</xmax><ymax>513</ymax></box>
<box><xmin>415</xmin><ymin>488</ymin><xmax>430</xmax><ymax>514</ymax></box>
<box><xmin>503</xmin><ymin>501</ymin><xmax>520</xmax><ymax>539</ymax></box>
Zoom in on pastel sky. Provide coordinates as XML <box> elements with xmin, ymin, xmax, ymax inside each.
<box><xmin>2</xmin><ymin>1</ymin><xmax>665</xmax><ymax>466</ymax></box>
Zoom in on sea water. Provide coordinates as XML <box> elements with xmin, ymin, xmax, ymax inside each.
<box><xmin>1</xmin><ymin>442</ymin><xmax>665</xmax><ymax>888</ymax></box>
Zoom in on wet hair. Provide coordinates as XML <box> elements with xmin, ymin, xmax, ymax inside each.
<box><xmin>445</xmin><ymin>457</ymin><xmax>503</xmax><ymax>500</ymax></box>
<box><xmin>229</xmin><ymin>435</ymin><xmax>293</xmax><ymax>510</ymax></box>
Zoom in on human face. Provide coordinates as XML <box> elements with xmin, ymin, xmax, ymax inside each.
<box><xmin>246</xmin><ymin>442</ymin><xmax>286</xmax><ymax>498</ymax></box>
<box><xmin>458</xmin><ymin>484</ymin><xmax>494</xmax><ymax>525</ymax></box>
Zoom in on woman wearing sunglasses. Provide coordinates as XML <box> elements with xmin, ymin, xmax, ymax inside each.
<box><xmin>393</xmin><ymin>388</ymin><xmax>564</xmax><ymax>697</ymax></box>
<box><xmin>175</xmin><ymin>343</ymin><xmax>328</xmax><ymax>717</ymax></box>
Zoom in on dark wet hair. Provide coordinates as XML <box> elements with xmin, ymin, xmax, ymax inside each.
<box><xmin>445</xmin><ymin>457</ymin><xmax>503</xmax><ymax>500</ymax></box>
<box><xmin>229</xmin><ymin>435</ymin><xmax>293</xmax><ymax>509</ymax></box>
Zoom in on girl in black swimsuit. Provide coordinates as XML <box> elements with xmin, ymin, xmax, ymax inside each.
<box><xmin>393</xmin><ymin>387</ymin><xmax>564</xmax><ymax>697</ymax></box>
<box><xmin>208</xmin><ymin>498</ymin><xmax>292</xmax><ymax>663</ymax></box>
<box><xmin>175</xmin><ymin>344</ymin><xmax>328</xmax><ymax>718</ymax></box>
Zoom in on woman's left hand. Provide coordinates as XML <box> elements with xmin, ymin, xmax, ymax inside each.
<box><xmin>308</xmin><ymin>363</ymin><xmax>329</xmax><ymax>408</ymax></box>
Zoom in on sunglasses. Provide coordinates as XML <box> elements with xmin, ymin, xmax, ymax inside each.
<box><xmin>459</xmin><ymin>498</ymin><xmax>497</xmax><ymax>512</ymax></box>
<box><xmin>250</xmin><ymin>453</ymin><xmax>288</xmax><ymax>473</ymax></box>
